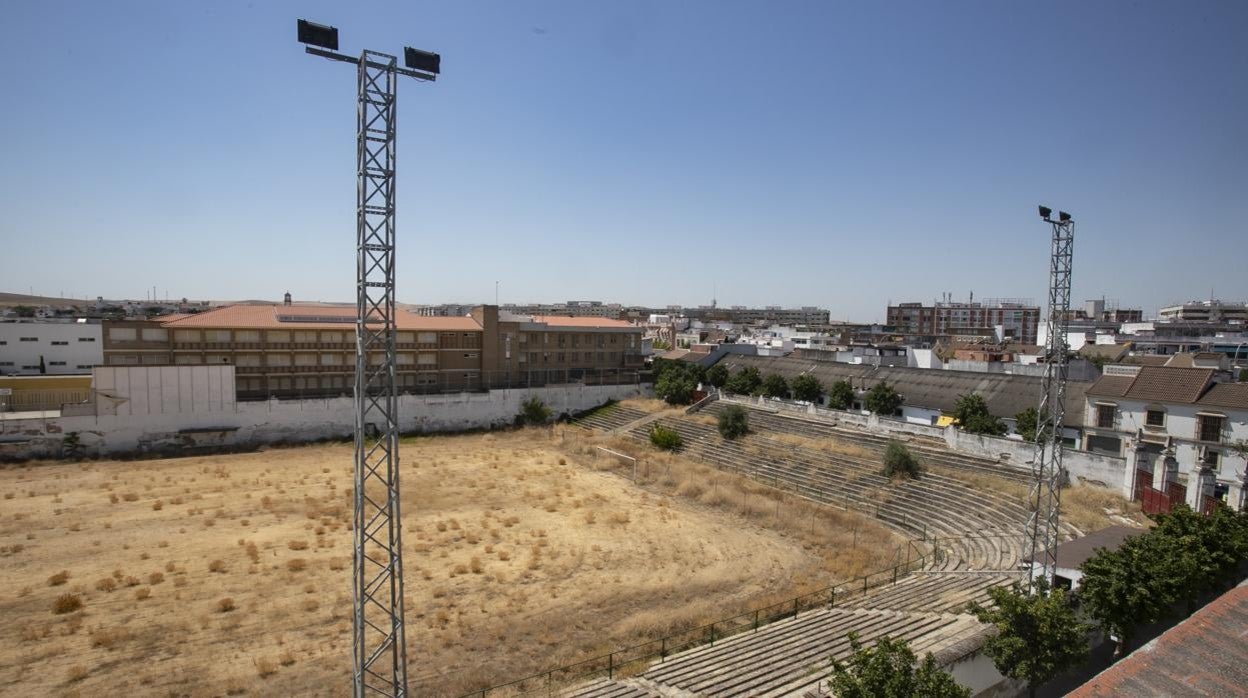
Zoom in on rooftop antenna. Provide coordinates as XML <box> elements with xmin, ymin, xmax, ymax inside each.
<box><xmin>298</xmin><ymin>18</ymin><xmax>440</xmax><ymax>698</ymax></box>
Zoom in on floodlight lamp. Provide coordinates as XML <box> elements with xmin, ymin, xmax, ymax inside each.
<box><xmin>297</xmin><ymin>19</ymin><xmax>339</xmax><ymax>51</ymax></box>
<box><xmin>1058</xmin><ymin>211</ymin><xmax>1072</xmax><ymax>222</ymax></box>
<box><xmin>404</xmin><ymin>47</ymin><xmax>441</xmax><ymax>75</ymax></box>
<box><xmin>1038</xmin><ymin>205</ymin><xmax>1052</xmax><ymax>219</ymax></box>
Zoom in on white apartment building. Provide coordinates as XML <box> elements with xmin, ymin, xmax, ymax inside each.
<box><xmin>0</xmin><ymin>320</ymin><xmax>103</xmax><ymax>375</ymax></box>
<box><xmin>1083</xmin><ymin>366</ymin><xmax>1248</xmax><ymax>512</ymax></box>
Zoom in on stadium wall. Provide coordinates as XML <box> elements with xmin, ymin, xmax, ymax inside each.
<box><xmin>0</xmin><ymin>382</ymin><xmax>649</xmax><ymax>460</ymax></box>
<box><xmin>731</xmin><ymin>396</ymin><xmax>1126</xmax><ymax>488</ymax></box>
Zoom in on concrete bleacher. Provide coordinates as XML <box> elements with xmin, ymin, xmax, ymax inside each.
<box><xmin>574</xmin><ymin>403</ymin><xmax>651</xmax><ymax>433</ymax></box>
<box><xmin>557</xmin><ymin>399</ymin><xmax>1054</xmax><ymax>698</ymax></box>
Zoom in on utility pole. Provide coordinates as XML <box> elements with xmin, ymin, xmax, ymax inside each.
<box><xmin>1027</xmin><ymin>206</ymin><xmax>1074</xmax><ymax>590</ymax></box>
<box><xmin>297</xmin><ymin>19</ymin><xmax>440</xmax><ymax>698</ymax></box>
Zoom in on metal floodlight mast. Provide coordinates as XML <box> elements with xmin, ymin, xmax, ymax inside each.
<box><xmin>1026</xmin><ymin>205</ymin><xmax>1074</xmax><ymax>591</ymax></box>
<box><xmin>297</xmin><ymin>19</ymin><xmax>439</xmax><ymax>698</ymax></box>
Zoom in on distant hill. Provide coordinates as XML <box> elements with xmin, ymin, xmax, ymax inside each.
<box><xmin>0</xmin><ymin>292</ymin><xmax>87</xmax><ymax>307</ymax></box>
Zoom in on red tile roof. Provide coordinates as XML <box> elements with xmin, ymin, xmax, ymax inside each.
<box><xmin>159</xmin><ymin>304</ymin><xmax>481</xmax><ymax>331</ymax></box>
<box><xmin>1068</xmin><ymin>582</ymin><xmax>1248</xmax><ymax>697</ymax></box>
<box><xmin>531</xmin><ymin>315</ymin><xmax>635</xmax><ymax>329</ymax></box>
<box><xmin>1198</xmin><ymin>382</ymin><xmax>1248</xmax><ymax>410</ymax></box>
<box><xmin>1087</xmin><ymin>366</ymin><xmax>1213</xmax><ymax>404</ymax></box>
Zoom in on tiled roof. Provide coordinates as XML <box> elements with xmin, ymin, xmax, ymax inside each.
<box><xmin>1198</xmin><ymin>382</ymin><xmax>1248</xmax><ymax>410</ymax></box>
<box><xmin>1078</xmin><ymin>343</ymin><xmax>1131</xmax><ymax>361</ymax></box>
<box><xmin>153</xmin><ymin>313</ymin><xmax>192</xmax><ymax>322</ymax></box>
<box><xmin>1164</xmin><ymin>353</ymin><xmax>1195</xmax><ymax>368</ymax></box>
<box><xmin>531</xmin><ymin>316</ymin><xmax>635</xmax><ymax>329</ymax></box>
<box><xmin>1121</xmin><ymin>355</ymin><xmax>1170</xmax><ymax>367</ymax></box>
<box><xmin>1084</xmin><ymin>375</ymin><xmax>1135</xmax><ymax>398</ymax></box>
<box><xmin>160</xmin><ymin>304</ymin><xmax>481</xmax><ymax>331</ymax></box>
<box><xmin>1125</xmin><ymin>366</ymin><xmax>1213</xmax><ymax>403</ymax></box>
<box><xmin>1068</xmin><ymin>581</ymin><xmax>1248</xmax><ymax>697</ymax></box>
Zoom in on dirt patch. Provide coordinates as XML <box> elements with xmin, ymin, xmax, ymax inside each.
<box><xmin>0</xmin><ymin>427</ymin><xmax>897</xmax><ymax>697</ymax></box>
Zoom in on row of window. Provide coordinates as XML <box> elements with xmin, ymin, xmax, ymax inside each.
<box><xmin>1094</xmin><ymin>404</ymin><xmax>1226</xmax><ymax>442</ymax></box>
<box><xmin>0</xmin><ymin>337</ymin><xmax>95</xmax><ymax>344</ymax></box>
<box><xmin>109</xmin><ymin>328</ymin><xmax>482</xmax><ymax>345</ymax></box>
<box><xmin>522</xmin><ymin>351</ymin><xmax>626</xmax><ymax>364</ymax></box>
<box><xmin>237</xmin><ymin>372</ymin><xmax>477</xmax><ymax>392</ymax></box>
<box><xmin>165</xmin><ymin>352</ymin><xmax>454</xmax><ymax>367</ymax></box>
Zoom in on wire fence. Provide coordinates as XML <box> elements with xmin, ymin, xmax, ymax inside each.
<box><xmin>463</xmin><ymin>540</ymin><xmax>930</xmax><ymax>698</ymax></box>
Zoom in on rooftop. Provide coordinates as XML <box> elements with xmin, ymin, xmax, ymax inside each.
<box><xmin>1068</xmin><ymin>581</ymin><xmax>1248</xmax><ymax>697</ymax></box>
<box><xmin>159</xmin><ymin>304</ymin><xmax>481</xmax><ymax>331</ymax></box>
<box><xmin>1024</xmin><ymin>525</ymin><xmax>1141</xmax><ymax>570</ymax></box>
<box><xmin>1086</xmin><ymin>366</ymin><xmax>1214</xmax><ymax>404</ymax></box>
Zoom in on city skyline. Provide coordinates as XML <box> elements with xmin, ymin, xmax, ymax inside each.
<box><xmin>2</xmin><ymin>2</ymin><xmax>1246</xmax><ymax>322</ymax></box>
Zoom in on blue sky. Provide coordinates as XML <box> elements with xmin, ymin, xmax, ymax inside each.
<box><xmin>2</xmin><ymin>1</ymin><xmax>1245</xmax><ymax>321</ymax></box>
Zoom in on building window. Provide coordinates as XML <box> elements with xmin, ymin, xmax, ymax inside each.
<box><xmin>77</xmin><ymin>364</ymin><xmax>93</xmax><ymax>370</ymax></box>
<box><xmin>205</xmin><ymin>330</ymin><xmax>231</xmax><ymax>342</ymax></box>
<box><xmin>267</xmin><ymin>331</ymin><xmax>290</xmax><ymax>343</ymax></box>
<box><xmin>321</xmin><ymin>331</ymin><xmax>343</xmax><ymax>343</ymax></box>
<box><xmin>1200</xmin><ymin>449</ymin><xmax>1220</xmax><ymax>467</ymax></box>
<box><xmin>320</xmin><ymin>354</ymin><xmax>341</xmax><ymax>366</ymax></box>
<box><xmin>463</xmin><ymin>353</ymin><xmax>478</xmax><ymax>359</ymax></box>
<box><xmin>1095</xmin><ymin>404</ymin><xmax>1116</xmax><ymax>429</ymax></box>
<box><xmin>396</xmin><ymin>332</ymin><xmax>414</xmax><ymax>344</ymax></box>
<box><xmin>235</xmin><ymin>330</ymin><xmax>260</xmax><ymax>343</ymax></box>
<box><xmin>418</xmin><ymin>332</ymin><xmax>436</xmax><ymax>344</ymax></box>
<box><xmin>266</xmin><ymin>354</ymin><xmax>291</xmax><ymax>367</ymax></box>
<box><xmin>1145</xmin><ymin>409</ymin><xmax>1165</xmax><ymax>428</ymax></box>
<box><xmin>236</xmin><ymin>354</ymin><xmax>262</xmax><ymax>367</ymax></box>
<box><xmin>175</xmin><ymin>355</ymin><xmax>202</xmax><ymax>365</ymax></box>
<box><xmin>142</xmin><ymin>355</ymin><xmax>169</xmax><ymax>365</ymax></box>
<box><xmin>293</xmin><ymin>331</ymin><xmax>317</xmax><ymax>343</ymax></box>
<box><xmin>141</xmin><ymin>328</ymin><xmax>168</xmax><ymax>341</ymax></box>
<box><xmin>0</xmin><ymin>361</ymin><xmax>15</xmax><ymax>366</ymax></box>
<box><xmin>417</xmin><ymin>353</ymin><xmax>437</xmax><ymax>366</ymax></box>
<box><xmin>294</xmin><ymin>354</ymin><xmax>317</xmax><ymax>366</ymax></box>
<box><xmin>1197</xmin><ymin>415</ymin><xmax>1225</xmax><ymax>443</ymax></box>
<box><xmin>20</xmin><ymin>336</ymin><xmax>39</xmax><ymax>342</ymax></box>
<box><xmin>51</xmin><ymin>340</ymin><xmax>69</xmax><ymax>346</ymax></box>
<box><xmin>174</xmin><ymin>330</ymin><xmax>200</xmax><ymax>342</ymax></box>
<box><xmin>47</xmin><ymin>361</ymin><xmax>65</xmax><ymax>366</ymax></box>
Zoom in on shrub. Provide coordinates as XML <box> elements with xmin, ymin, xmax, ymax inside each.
<box><xmin>208</xmin><ymin>559</ymin><xmax>226</xmax><ymax>573</ymax></box>
<box><xmin>518</xmin><ymin>397</ymin><xmax>553</xmax><ymax>426</ymax></box>
<box><xmin>717</xmin><ymin>405</ymin><xmax>750</xmax><ymax>440</ymax></box>
<box><xmin>148</xmin><ymin>572</ymin><xmax>164</xmax><ymax>585</ymax></box>
<box><xmin>827</xmin><ymin>380</ymin><xmax>856</xmax><ymax>409</ymax></box>
<box><xmin>864</xmin><ymin>381</ymin><xmax>902</xmax><ymax>415</ymax></box>
<box><xmin>67</xmin><ymin>665</ymin><xmax>88</xmax><ymax>683</ymax></box>
<box><xmin>254</xmin><ymin>656</ymin><xmax>277</xmax><ymax>678</ymax></box>
<box><xmin>287</xmin><ymin>540</ymin><xmax>309</xmax><ymax>551</ymax></box>
<box><xmin>217</xmin><ymin>597</ymin><xmax>236</xmax><ymax>613</ymax></box>
<box><xmin>96</xmin><ymin>577</ymin><xmax>118</xmax><ymax>592</ymax></box>
<box><xmin>649</xmin><ymin>424</ymin><xmax>683</xmax><ymax>451</ymax></box>
<box><xmin>882</xmin><ymin>440</ymin><xmax>922</xmax><ymax>479</ymax></box>
<box><xmin>655</xmin><ymin>364</ymin><xmax>699</xmax><ymax>405</ymax></box>
<box><xmin>47</xmin><ymin>570</ymin><xmax>69</xmax><ymax>587</ymax></box>
<box><xmin>52</xmin><ymin>593</ymin><xmax>82</xmax><ymax>614</ymax></box>
<box><xmin>286</xmin><ymin>558</ymin><xmax>307</xmax><ymax>572</ymax></box>
<box><xmin>135</xmin><ymin>587</ymin><xmax>151</xmax><ymax>601</ymax></box>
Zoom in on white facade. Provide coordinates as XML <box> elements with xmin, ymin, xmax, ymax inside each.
<box><xmin>0</xmin><ymin>321</ymin><xmax>103</xmax><ymax>375</ymax></box>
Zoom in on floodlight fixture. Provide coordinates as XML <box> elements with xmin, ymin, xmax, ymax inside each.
<box><xmin>297</xmin><ymin>19</ymin><xmax>339</xmax><ymax>51</ymax></box>
<box><xmin>404</xmin><ymin>47</ymin><xmax>441</xmax><ymax>75</ymax></box>
<box><xmin>1038</xmin><ymin>205</ymin><xmax>1052</xmax><ymax>220</ymax></box>
<box><xmin>1058</xmin><ymin>211</ymin><xmax>1072</xmax><ymax>222</ymax></box>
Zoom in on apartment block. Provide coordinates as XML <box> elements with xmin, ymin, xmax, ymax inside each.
<box><xmin>0</xmin><ymin>320</ymin><xmax>103</xmax><ymax>375</ymax></box>
<box><xmin>887</xmin><ymin>299</ymin><xmax>1040</xmax><ymax>345</ymax></box>
<box><xmin>102</xmin><ymin>304</ymin><xmax>644</xmax><ymax>399</ymax></box>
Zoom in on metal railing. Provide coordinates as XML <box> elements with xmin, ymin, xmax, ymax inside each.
<box><xmin>462</xmin><ymin>541</ymin><xmax>928</xmax><ymax>697</ymax></box>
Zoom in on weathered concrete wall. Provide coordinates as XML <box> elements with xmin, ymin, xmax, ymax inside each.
<box><xmin>0</xmin><ymin>383</ymin><xmax>649</xmax><ymax>460</ymax></box>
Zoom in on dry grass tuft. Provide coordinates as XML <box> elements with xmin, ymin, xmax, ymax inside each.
<box><xmin>66</xmin><ymin>665</ymin><xmax>89</xmax><ymax>683</ymax></box>
<box><xmin>52</xmin><ymin>593</ymin><xmax>82</xmax><ymax>614</ymax></box>
<box><xmin>254</xmin><ymin>656</ymin><xmax>277</xmax><ymax>678</ymax></box>
<box><xmin>286</xmin><ymin>558</ymin><xmax>307</xmax><ymax>572</ymax></box>
<box><xmin>287</xmin><ymin>540</ymin><xmax>309</xmax><ymax>551</ymax></box>
<box><xmin>217</xmin><ymin>597</ymin><xmax>236</xmax><ymax>613</ymax></box>
<box><xmin>47</xmin><ymin>570</ymin><xmax>69</xmax><ymax>586</ymax></box>
<box><xmin>95</xmin><ymin>577</ymin><xmax>117</xmax><ymax>593</ymax></box>
<box><xmin>208</xmin><ymin>559</ymin><xmax>226</xmax><ymax>573</ymax></box>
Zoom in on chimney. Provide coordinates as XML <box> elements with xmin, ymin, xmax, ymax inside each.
<box><xmin>283</xmin><ymin>291</ymin><xmax>292</xmax><ymax>306</ymax></box>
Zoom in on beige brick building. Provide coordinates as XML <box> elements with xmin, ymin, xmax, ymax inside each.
<box><xmin>102</xmin><ymin>304</ymin><xmax>644</xmax><ymax>399</ymax></box>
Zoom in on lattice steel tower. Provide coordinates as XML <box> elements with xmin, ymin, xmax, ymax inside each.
<box><xmin>1026</xmin><ymin>206</ymin><xmax>1074</xmax><ymax>590</ymax></box>
<box><xmin>297</xmin><ymin>20</ymin><xmax>441</xmax><ymax>697</ymax></box>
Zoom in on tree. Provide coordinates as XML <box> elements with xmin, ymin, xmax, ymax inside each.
<box><xmin>791</xmin><ymin>374</ymin><xmax>824</xmax><ymax>403</ymax></box>
<box><xmin>970</xmin><ymin>580</ymin><xmax>1090</xmax><ymax>698</ymax></box>
<box><xmin>62</xmin><ymin>432</ymin><xmax>85</xmax><ymax>461</ymax></box>
<box><xmin>1014</xmin><ymin>406</ymin><xmax>1041</xmax><ymax>442</ymax></box>
<box><xmin>827</xmin><ymin>633</ymin><xmax>969</xmax><ymax>698</ymax></box>
<box><xmin>517</xmin><ymin>397</ymin><xmax>553</xmax><ymax>426</ymax></box>
<box><xmin>649</xmin><ymin>424</ymin><xmax>682</xmax><ymax>450</ymax></box>
<box><xmin>952</xmin><ymin>393</ymin><xmax>1007</xmax><ymax>436</ymax></box>
<box><xmin>14</xmin><ymin>305</ymin><xmax>36</xmax><ymax>318</ymax></box>
<box><xmin>717</xmin><ymin>404</ymin><xmax>750</xmax><ymax>439</ymax></box>
<box><xmin>827</xmin><ymin>380</ymin><xmax>855</xmax><ymax>410</ymax></box>
<box><xmin>1078</xmin><ymin>533</ymin><xmax>1184</xmax><ymax>657</ymax></box>
<box><xmin>864</xmin><ymin>381</ymin><xmax>902</xmax><ymax>416</ymax></box>
<box><xmin>706</xmin><ymin>363</ymin><xmax>729</xmax><ymax>389</ymax></box>
<box><xmin>1239</xmin><ymin>367</ymin><xmax>1248</xmax><ymax>382</ymax></box>
<box><xmin>882</xmin><ymin>440</ymin><xmax>922</xmax><ymax>479</ymax></box>
<box><xmin>655</xmin><ymin>367</ymin><xmax>697</xmax><ymax>405</ymax></box>
<box><xmin>724</xmin><ymin>366</ymin><xmax>761</xmax><ymax>395</ymax></box>
<box><xmin>761</xmin><ymin>373</ymin><xmax>790</xmax><ymax>399</ymax></box>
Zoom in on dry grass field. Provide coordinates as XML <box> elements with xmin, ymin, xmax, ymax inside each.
<box><xmin>0</xmin><ymin>425</ymin><xmax>901</xmax><ymax>697</ymax></box>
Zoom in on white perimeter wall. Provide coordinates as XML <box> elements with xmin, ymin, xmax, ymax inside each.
<box><xmin>92</xmin><ymin>365</ymin><xmax>236</xmax><ymax>415</ymax></box>
<box><xmin>0</xmin><ymin>383</ymin><xmax>649</xmax><ymax>459</ymax></box>
<box><xmin>734</xmin><ymin>395</ymin><xmax>1127</xmax><ymax>489</ymax></box>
